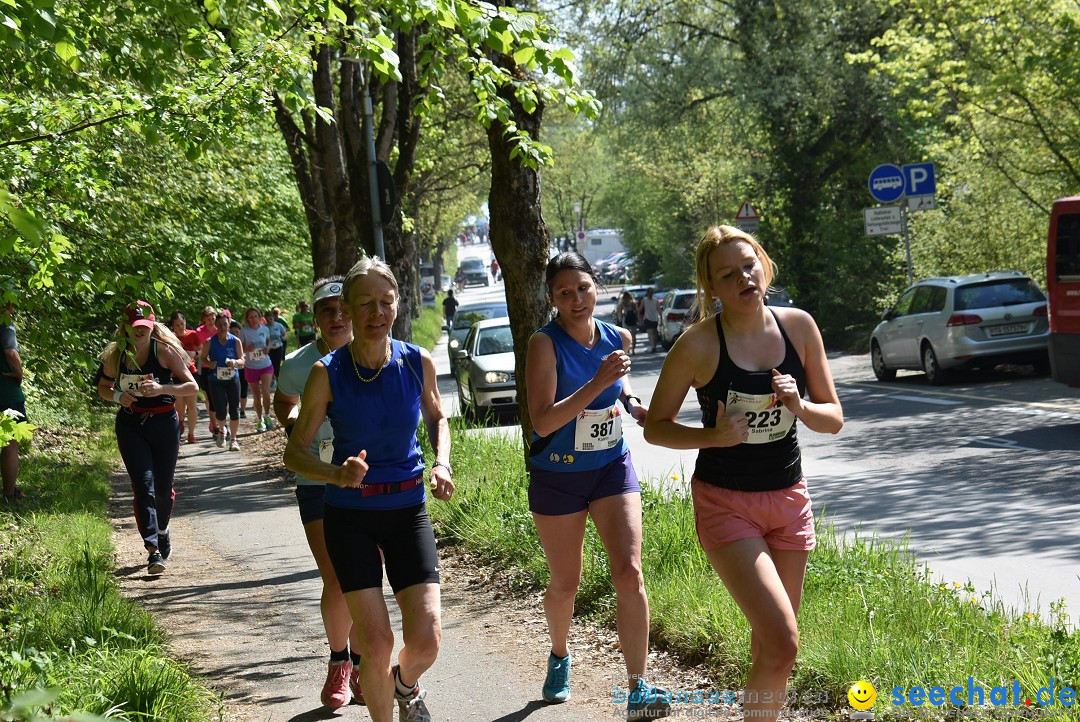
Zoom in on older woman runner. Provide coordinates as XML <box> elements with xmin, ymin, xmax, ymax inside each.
<box><xmin>284</xmin><ymin>257</ymin><xmax>453</xmax><ymax>722</ymax></box>
<box><xmin>524</xmin><ymin>252</ymin><xmax>670</xmax><ymax>721</ymax></box>
<box><xmin>644</xmin><ymin>226</ymin><xmax>843</xmax><ymax>722</ymax></box>
<box><xmin>97</xmin><ymin>301</ymin><xmax>198</xmax><ymax>573</ymax></box>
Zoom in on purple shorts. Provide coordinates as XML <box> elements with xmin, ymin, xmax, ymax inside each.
<box><xmin>244</xmin><ymin>365</ymin><xmax>274</xmax><ymax>384</ymax></box>
<box><xmin>528</xmin><ymin>450</ymin><xmax>640</xmax><ymax>516</ymax></box>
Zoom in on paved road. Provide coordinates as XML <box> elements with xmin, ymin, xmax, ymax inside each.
<box><xmin>446</xmin><ymin>249</ymin><xmax>1080</xmax><ymax>623</ymax></box>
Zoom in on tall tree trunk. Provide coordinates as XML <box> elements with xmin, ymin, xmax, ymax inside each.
<box><xmin>387</xmin><ymin>28</ymin><xmax>423</xmax><ymax>342</ymax></box>
<box><xmin>486</xmin><ymin>61</ymin><xmax>552</xmax><ymax>456</ymax></box>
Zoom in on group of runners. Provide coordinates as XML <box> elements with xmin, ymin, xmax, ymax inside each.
<box><xmin>98</xmin><ymin>223</ymin><xmax>843</xmax><ymax>722</ymax></box>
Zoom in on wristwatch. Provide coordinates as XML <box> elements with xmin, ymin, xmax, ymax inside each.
<box><xmin>432</xmin><ymin>460</ymin><xmax>453</xmax><ymax>476</ymax></box>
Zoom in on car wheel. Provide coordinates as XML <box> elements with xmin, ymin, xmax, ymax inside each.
<box><xmin>456</xmin><ymin>379</ymin><xmax>471</xmax><ymax>419</ymax></box>
<box><xmin>871</xmin><ymin>341</ymin><xmax>896</xmax><ymax>381</ymax></box>
<box><xmin>484</xmin><ymin>279</ymin><xmax>490</xmax><ymax>287</ymax></box>
<box><xmin>922</xmin><ymin>343</ymin><xmax>949</xmax><ymax>385</ymax></box>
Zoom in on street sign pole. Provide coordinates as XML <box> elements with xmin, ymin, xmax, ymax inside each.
<box><xmin>901</xmin><ymin>202</ymin><xmax>913</xmax><ymax>286</ymax></box>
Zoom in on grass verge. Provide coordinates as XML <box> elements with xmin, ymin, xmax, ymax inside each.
<box><xmin>0</xmin><ymin>398</ymin><xmax>223</xmax><ymax>721</ymax></box>
<box><xmin>428</xmin><ymin>421</ymin><xmax>1080</xmax><ymax>717</ymax></box>
<box><xmin>412</xmin><ymin>300</ymin><xmax>446</xmax><ymax>351</ymax></box>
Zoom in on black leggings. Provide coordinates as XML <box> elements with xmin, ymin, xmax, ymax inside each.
<box><xmin>115</xmin><ymin>409</ymin><xmax>179</xmax><ymax>549</ymax></box>
<box><xmin>209</xmin><ymin>377</ymin><xmax>241</xmax><ymax>421</ymax></box>
<box><xmin>269</xmin><ymin>346</ymin><xmax>286</xmax><ymax>377</ymax></box>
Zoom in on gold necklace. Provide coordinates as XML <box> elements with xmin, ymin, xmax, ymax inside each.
<box><xmin>351</xmin><ymin>339</ymin><xmax>391</xmax><ymax>383</ymax></box>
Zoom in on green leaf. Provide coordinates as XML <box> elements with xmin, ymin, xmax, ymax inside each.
<box><xmin>513</xmin><ymin>46</ymin><xmax>535</xmax><ymax>66</ymax></box>
<box><xmin>54</xmin><ymin>40</ymin><xmax>79</xmax><ymax>70</ymax></box>
<box><xmin>327</xmin><ymin>1</ymin><xmax>346</xmax><ymax>24</ymax></box>
<box><xmin>264</xmin><ymin>0</ymin><xmax>281</xmax><ymax>15</ymax></box>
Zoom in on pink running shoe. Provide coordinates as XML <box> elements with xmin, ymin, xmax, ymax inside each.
<box><xmin>321</xmin><ymin>660</ymin><xmax>351</xmax><ymax>708</ymax></box>
<box><xmin>349</xmin><ymin>664</ymin><xmax>365</xmax><ymax>705</ymax></box>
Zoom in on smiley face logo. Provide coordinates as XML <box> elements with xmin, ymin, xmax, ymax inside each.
<box><xmin>848</xmin><ymin>680</ymin><xmax>876</xmax><ymax>710</ymax></box>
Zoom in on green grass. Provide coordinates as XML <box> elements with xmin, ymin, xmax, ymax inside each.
<box><xmin>428</xmin><ymin>423</ymin><xmax>1080</xmax><ymax>717</ymax></box>
<box><xmin>412</xmin><ymin>299</ymin><xmax>447</xmax><ymax>351</ymax></box>
<box><xmin>0</xmin><ymin>408</ymin><xmax>223</xmax><ymax>721</ymax></box>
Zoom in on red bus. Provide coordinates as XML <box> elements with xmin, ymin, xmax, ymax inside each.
<box><xmin>1048</xmin><ymin>196</ymin><xmax>1080</xmax><ymax>386</ymax></box>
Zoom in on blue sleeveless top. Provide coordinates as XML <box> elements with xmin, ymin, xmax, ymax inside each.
<box><xmin>529</xmin><ymin>318</ymin><xmax>628</xmax><ymax>472</ymax></box>
<box><xmin>322</xmin><ymin>339</ymin><xmax>426</xmax><ymax>510</ymax></box>
<box><xmin>208</xmin><ymin>334</ymin><xmax>240</xmax><ymax>381</ymax></box>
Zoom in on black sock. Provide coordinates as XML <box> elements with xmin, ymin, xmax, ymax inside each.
<box><xmin>329</xmin><ymin>647</ymin><xmax>349</xmax><ymax>663</ymax></box>
<box><xmin>350</xmin><ymin>651</ymin><xmax>362</xmax><ymax>667</ymax></box>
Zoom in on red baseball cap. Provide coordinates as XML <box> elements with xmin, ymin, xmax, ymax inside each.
<box><xmin>124</xmin><ymin>300</ymin><xmax>156</xmax><ymax>329</ymax></box>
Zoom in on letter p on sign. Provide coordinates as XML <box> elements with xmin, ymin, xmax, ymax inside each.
<box><xmin>903</xmin><ymin>162</ymin><xmax>936</xmax><ymax>197</ymax></box>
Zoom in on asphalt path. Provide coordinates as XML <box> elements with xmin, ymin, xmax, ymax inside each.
<box><xmin>448</xmin><ymin>246</ymin><xmax>1080</xmax><ymax>623</ymax></box>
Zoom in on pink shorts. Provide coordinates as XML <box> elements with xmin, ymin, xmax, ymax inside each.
<box><xmin>244</xmin><ymin>365</ymin><xmax>274</xmax><ymax>384</ymax></box>
<box><xmin>691</xmin><ymin>477</ymin><xmax>815</xmax><ymax>552</ymax></box>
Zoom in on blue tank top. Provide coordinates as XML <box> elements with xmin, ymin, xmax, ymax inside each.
<box><xmin>322</xmin><ymin>340</ymin><xmax>426</xmax><ymax>510</ymax></box>
<box><xmin>529</xmin><ymin>318</ymin><xmax>628</xmax><ymax>472</ymax></box>
<box><xmin>208</xmin><ymin>334</ymin><xmax>240</xmax><ymax>381</ymax></box>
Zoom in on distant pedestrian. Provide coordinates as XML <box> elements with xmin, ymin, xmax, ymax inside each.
<box><xmin>97</xmin><ymin>301</ymin><xmax>198</xmax><ymax>574</ymax></box>
<box><xmin>294</xmin><ymin>300</ymin><xmax>316</xmax><ymax>346</ymax></box>
<box><xmin>644</xmin><ymin>226</ymin><xmax>843</xmax><ymax>722</ymax></box>
<box><xmin>201</xmin><ymin>313</ymin><xmax>245</xmax><ymax>451</ymax></box>
<box><xmin>168</xmin><ymin>311</ymin><xmax>201</xmax><ymax>444</ymax></box>
<box><xmin>616</xmin><ymin>291</ymin><xmax>639</xmax><ymax>355</ymax></box>
<box><xmin>523</xmin><ymin>252</ymin><xmax>670</xmax><ymax>720</ymax></box>
<box><xmin>442</xmin><ymin>289</ymin><xmax>459</xmax><ymax>328</ymax></box>
<box><xmin>1</xmin><ymin>301</ymin><xmax>26</xmax><ymax>506</ymax></box>
<box><xmin>229</xmin><ymin>319</ymin><xmax>249</xmax><ymax>420</ymax></box>
<box><xmin>239</xmin><ymin>307</ymin><xmax>274</xmax><ymax>433</ymax></box>
<box><xmin>194</xmin><ymin>307</ymin><xmax>220</xmax><ymax>438</ymax></box>
<box><xmin>267</xmin><ymin>308</ymin><xmax>288</xmax><ymax>379</ymax></box>
<box><xmin>639</xmin><ymin>288</ymin><xmax>660</xmax><ymax>353</ymax></box>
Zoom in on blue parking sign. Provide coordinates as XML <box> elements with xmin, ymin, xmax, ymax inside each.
<box><xmin>868</xmin><ymin>164</ymin><xmax>905</xmax><ymax>203</ymax></box>
<box><xmin>903</xmin><ymin>162</ymin><xmax>936</xmax><ymax>197</ymax></box>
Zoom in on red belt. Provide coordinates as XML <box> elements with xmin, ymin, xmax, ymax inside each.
<box><xmin>358</xmin><ymin>476</ymin><xmax>423</xmax><ymax>497</ymax></box>
<box><xmin>124</xmin><ymin>404</ymin><xmax>176</xmax><ymax>415</ymax></box>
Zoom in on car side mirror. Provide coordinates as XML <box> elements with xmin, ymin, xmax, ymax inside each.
<box><xmin>442</xmin><ymin>324</ymin><xmax>450</xmax><ymax>332</ymax></box>
<box><xmin>454</xmin><ymin>349</ymin><xmax>469</xmax><ymax>361</ymax></box>
<box><xmin>881</xmin><ymin>308</ymin><xmax>895</xmax><ymax>321</ymax></box>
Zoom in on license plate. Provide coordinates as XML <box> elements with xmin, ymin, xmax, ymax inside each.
<box><xmin>988</xmin><ymin>323</ymin><xmax>1027</xmax><ymax>337</ymax></box>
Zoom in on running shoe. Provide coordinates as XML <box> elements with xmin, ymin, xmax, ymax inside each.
<box><xmin>187</xmin><ymin>432</ymin><xmax>197</xmax><ymax>444</ymax></box>
<box><xmin>158</xmin><ymin>530</ymin><xmax>171</xmax><ymax>561</ymax></box>
<box><xmin>320</xmin><ymin>660</ymin><xmax>351</xmax><ymax>709</ymax></box>
<box><xmin>349</xmin><ymin>665</ymin><xmax>365</xmax><ymax>705</ymax></box>
<box><xmin>240</xmin><ymin>410</ymin><xmax>246</xmax><ymax>419</ymax></box>
<box><xmin>263</xmin><ymin>416</ymin><xmax>275</xmax><ymax>430</ymax></box>
<box><xmin>626</xmin><ymin>679</ymin><xmax>672</xmax><ymax>720</ymax></box>
<box><xmin>542</xmin><ymin>652</ymin><xmax>571</xmax><ymax>703</ymax></box>
<box><xmin>229</xmin><ymin>437</ymin><xmax>240</xmax><ymax>451</ymax></box>
<box><xmin>147</xmin><ymin>551</ymin><xmax>165</xmax><ymax>575</ymax></box>
<box><xmin>215</xmin><ymin>429</ymin><xmax>225</xmax><ymax>448</ymax></box>
<box><xmin>394</xmin><ymin>682</ymin><xmax>432</xmax><ymax>722</ymax></box>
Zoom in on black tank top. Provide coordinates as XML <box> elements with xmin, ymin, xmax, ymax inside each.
<box><xmin>118</xmin><ymin>339</ymin><xmax>177</xmax><ymax>408</ymax></box>
<box><xmin>693</xmin><ymin>310</ymin><xmax>806</xmax><ymax>491</ymax></box>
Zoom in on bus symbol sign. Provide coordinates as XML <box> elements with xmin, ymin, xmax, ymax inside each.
<box><xmin>868</xmin><ymin>164</ymin><xmax>905</xmax><ymax>203</ymax></box>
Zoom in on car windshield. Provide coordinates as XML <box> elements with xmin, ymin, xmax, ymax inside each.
<box><xmin>460</xmin><ymin>258</ymin><xmax>484</xmax><ymax>269</ymax></box>
<box><xmin>454</xmin><ymin>306</ymin><xmax>506</xmax><ymax>330</ymax></box>
<box><xmin>954</xmin><ymin>279</ymin><xmax>1045</xmax><ymax>311</ymax></box>
<box><xmin>475</xmin><ymin>325</ymin><xmax>514</xmax><ymax>356</ymax></box>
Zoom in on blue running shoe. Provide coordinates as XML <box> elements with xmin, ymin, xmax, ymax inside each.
<box><xmin>626</xmin><ymin>679</ymin><xmax>672</xmax><ymax>720</ymax></box>
<box><xmin>542</xmin><ymin>652</ymin><xmax>571</xmax><ymax>703</ymax></box>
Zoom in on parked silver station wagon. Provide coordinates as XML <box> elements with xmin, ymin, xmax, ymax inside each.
<box><xmin>870</xmin><ymin>271</ymin><xmax>1050</xmax><ymax>384</ymax></box>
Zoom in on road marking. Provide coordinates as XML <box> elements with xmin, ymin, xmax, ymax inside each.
<box><xmin>888</xmin><ymin>394</ymin><xmax>963</xmax><ymax>406</ymax></box>
<box><xmin>840</xmin><ymin>380</ymin><xmax>1080</xmax><ymax>414</ymax></box>
<box><xmin>967</xmin><ymin>436</ymin><xmax>1040</xmax><ymax>451</ymax></box>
